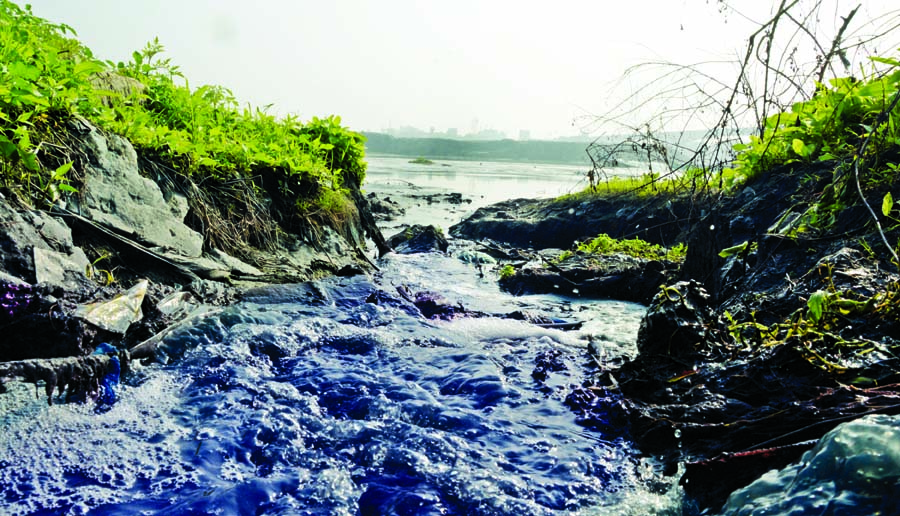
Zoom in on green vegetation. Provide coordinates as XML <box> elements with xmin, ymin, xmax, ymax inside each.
<box><xmin>0</xmin><ymin>1</ymin><xmax>366</xmax><ymax>253</ymax></box>
<box><xmin>408</xmin><ymin>157</ymin><xmax>435</xmax><ymax>165</ymax></box>
<box><xmin>498</xmin><ymin>264</ymin><xmax>516</xmax><ymax>280</ymax></box>
<box><xmin>557</xmin><ymin>233</ymin><xmax>687</xmax><ymax>263</ymax></box>
<box><xmin>705</xmin><ymin>52</ymin><xmax>900</xmax><ymax>375</ymax></box>
<box><xmin>725</xmin><ymin>54</ymin><xmax>900</xmax><ymax>257</ymax></box>
<box><xmin>726</xmin><ymin>265</ymin><xmax>900</xmax><ymax>379</ymax></box>
<box><xmin>557</xmin><ymin>171</ymin><xmax>687</xmax><ymax>201</ymax></box>
<box><xmin>727</xmin><ymin>57</ymin><xmax>900</xmax><ymax>187</ymax></box>
<box><xmin>0</xmin><ymin>1</ymin><xmax>104</xmax><ymax>203</ymax></box>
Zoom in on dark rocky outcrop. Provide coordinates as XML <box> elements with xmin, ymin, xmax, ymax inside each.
<box><xmin>387</xmin><ymin>224</ymin><xmax>449</xmax><ymax>254</ymax></box>
<box><xmin>0</xmin><ymin>121</ymin><xmax>384</xmax><ymax>369</ymax></box>
<box><xmin>366</xmin><ymin>192</ymin><xmax>406</xmax><ymax>221</ymax></box>
<box><xmin>499</xmin><ymin>253</ymin><xmax>676</xmax><ymax>303</ymax></box>
<box><xmin>561</xmin><ymin>162</ymin><xmax>900</xmax><ymax>512</ymax></box>
<box><xmin>450</xmin><ymin>194</ymin><xmax>695</xmax><ymax>249</ymax></box>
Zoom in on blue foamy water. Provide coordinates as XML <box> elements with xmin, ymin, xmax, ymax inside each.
<box><xmin>0</xmin><ymin>253</ymin><xmax>684</xmax><ymax>515</ymax></box>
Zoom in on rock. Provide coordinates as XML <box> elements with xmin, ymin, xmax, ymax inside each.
<box><xmin>636</xmin><ymin>280</ymin><xmax>715</xmax><ymax>357</ymax></box>
<box><xmin>719</xmin><ymin>414</ymin><xmax>900</xmax><ymax>515</ymax></box>
<box><xmin>71</xmin><ymin>123</ymin><xmax>204</xmax><ymax>258</ymax></box>
<box><xmin>455</xmin><ymin>250</ymin><xmax>497</xmax><ymax>265</ymax></box>
<box><xmin>396</xmin><ymin>286</ymin><xmax>467</xmax><ymax>319</ymax></box>
<box><xmin>450</xmin><ymin>195</ymin><xmax>692</xmax><ymax>249</ymax></box>
<box><xmin>366</xmin><ymin>192</ymin><xmax>405</xmax><ymax>221</ymax></box>
<box><xmin>33</xmin><ymin>247</ymin><xmax>90</xmax><ymax>290</ymax></box>
<box><xmin>499</xmin><ymin>253</ymin><xmax>672</xmax><ymax>303</ymax></box>
<box><xmin>387</xmin><ymin>225</ymin><xmax>449</xmax><ymax>254</ymax></box>
<box><xmin>0</xmin><ymin>196</ymin><xmax>90</xmax><ymax>289</ymax></box>
<box><xmin>89</xmin><ymin>71</ymin><xmax>146</xmax><ymax>108</ymax></box>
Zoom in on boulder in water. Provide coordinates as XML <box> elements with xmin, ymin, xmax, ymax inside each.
<box><xmin>387</xmin><ymin>225</ymin><xmax>449</xmax><ymax>254</ymax></box>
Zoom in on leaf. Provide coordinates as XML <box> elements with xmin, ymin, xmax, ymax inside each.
<box><xmin>719</xmin><ymin>241</ymin><xmax>749</xmax><ymax>258</ymax></box>
<box><xmin>807</xmin><ymin>291</ymin><xmax>829</xmax><ymax>324</ymax></box>
<box><xmin>870</xmin><ymin>56</ymin><xmax>900</xmax><ymax>67</ymax></box>
<box><xmin>791</xmin><ymin>138</ymin><xmax>815</xmax><ymax>158</ymax></box>
<box><xmin>52</xmin><ymin>161</ymin><xmax>74</xmax><ymax>180</ymax></box>
<box><xmin>883</xmin><ymin>192</ymin><xmax>894</xmax><ymax>217</ymax></box>
<box><xmin>58</xmin><ymin>184</ymin><xmax>79</xmax><ymax>193</ymax></box>
<box><xmin>74</xmin><ymin>59</ymin><xmax>106</xmax><ymax>77</ymax></box>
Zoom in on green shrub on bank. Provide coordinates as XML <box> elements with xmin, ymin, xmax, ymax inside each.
<box><xmin>0</xmin><ymin>0</ymin><xmax>365</xmax><ymax>227</ymax></box>
<box><xmin>557</xmin><ymin>172</ymin><xmax>684</xmax><ymax>201</ymax></box>
<box><xmin>0</xmin><ymin>1</ymin><xmax>105</xmax><ymax>202</ymax></box>
<box><xmin>727</xmin><ymin>54</ymin><xmax>900</xmax><ymax>188</ymax></box>
<box><xmin>557</xmin><ymin>233</ymin><xmax>687</xmax><ymax>263</ymax></box>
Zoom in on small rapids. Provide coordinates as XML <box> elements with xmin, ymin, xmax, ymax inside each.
<box><xmin>0</xmin><ymin>252</ymin><xmax>682</xmax><ymax>515</ymax></box>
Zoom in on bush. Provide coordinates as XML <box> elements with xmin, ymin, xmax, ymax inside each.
<box><xmin>0</xmin><ymin>1</ymin><xmax>366</xmax><ymax>229</ymax></box>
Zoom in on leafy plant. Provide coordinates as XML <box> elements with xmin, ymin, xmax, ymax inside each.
<box><xmin>498</xmin><ymin>264</ymin><xmax>515</xmax><ymax>280</ymax></box>
<box><xmin>558</xmin><ymin>233</ymin><xmax>687</xmax><ymax>262</ymax></box>
<box><xmin>726</xmin><ymin>57</ymin><xmax>900</xmax><ymax>188</ymax></box>
<box><xmin>0</xmin><ymin>0</ymin><xmax>106</xmax><ymax>204</ymax></box>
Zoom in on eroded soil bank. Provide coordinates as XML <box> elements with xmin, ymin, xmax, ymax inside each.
<box><xmin>0</xmin><ymin>121</ymin><xmax>385</xmax><ymax>398</ymax></box>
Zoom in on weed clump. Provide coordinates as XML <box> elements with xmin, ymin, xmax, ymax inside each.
<box><xmin>557</xmin><ymin>233</ymin><xmax>687</xmax><ymax>263</ymax></box>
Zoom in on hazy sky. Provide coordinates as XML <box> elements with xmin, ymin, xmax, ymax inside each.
<box><xmin>26</xmin><ymin>1</ymin><xmax>897</xmax><ymax>139</ymax></box>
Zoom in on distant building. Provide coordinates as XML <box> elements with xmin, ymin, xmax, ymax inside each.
<box><xmin>447</xmin><ymin>127</ymin><xmax>458</xmax><ymax>137</ymax></box>
<box><xmin>518</xmin><ymin>129</ymin><xmax>531</xmax><ymax>141</ymax></box>
<box><xmin>465</xmin><ymin>128</ymin><xmax>506</xmax><ymax>141</ymax></box>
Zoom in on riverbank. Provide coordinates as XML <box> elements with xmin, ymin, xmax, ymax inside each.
<box><xmin>449</xmin><ymin>155</ymin><xmax>900</xmax><ymax>512</ymax></box>
<box><xmin>0</xmin><ymin>3</ymin><xmax>389</xmax><ymax>375</ymax></box>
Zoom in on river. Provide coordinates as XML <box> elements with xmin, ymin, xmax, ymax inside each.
<box><xmin>0</xmin><ymin>157</ymin><xmax>682</xmax><ymax>515</ymax></box>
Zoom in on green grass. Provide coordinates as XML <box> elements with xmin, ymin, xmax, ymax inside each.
<box><xmin>557</xmin><ymin>233</ymin><xmax>687</xmax><ymax>263</ymax></box>
<box><xmin>557</xmin><ymin>168</ymin><xmax>720</xmax><ymax>201</ymax></box>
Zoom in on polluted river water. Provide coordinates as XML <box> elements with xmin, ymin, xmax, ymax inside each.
<box><xmin>1</xmin><ymin>156</ymin><xmax>897</xmax><ymax>515</ymax></box>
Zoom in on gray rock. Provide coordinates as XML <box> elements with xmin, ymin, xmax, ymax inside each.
<box><xmin>89</xmin><ymin>71</ymin><xmax>146</xmax><ymax>108</ymax></box>
<box><xmin>0</xmin><ymin>197</ymin><xmax>90</xmax><ymax>289</ymax></box>
<box><xmin>456</xmin><ymin>250</ymin><xmax>497</xmax><ymax>264</ymax></box>
<box><xmin>33</xmin><ymin>247</ymin><xmax>89</xmax><ymax>290</ymax></box>
<box><xmin>73</xmin><ymin>124</ymin><xmax>204</xmax><ymax>258</ymax></box>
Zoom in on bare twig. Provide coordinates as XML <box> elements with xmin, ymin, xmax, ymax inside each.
<box><xmin>817</xmin><ymin>4</ymin><xmax>860</xmax><ymax>83</ymax></box>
